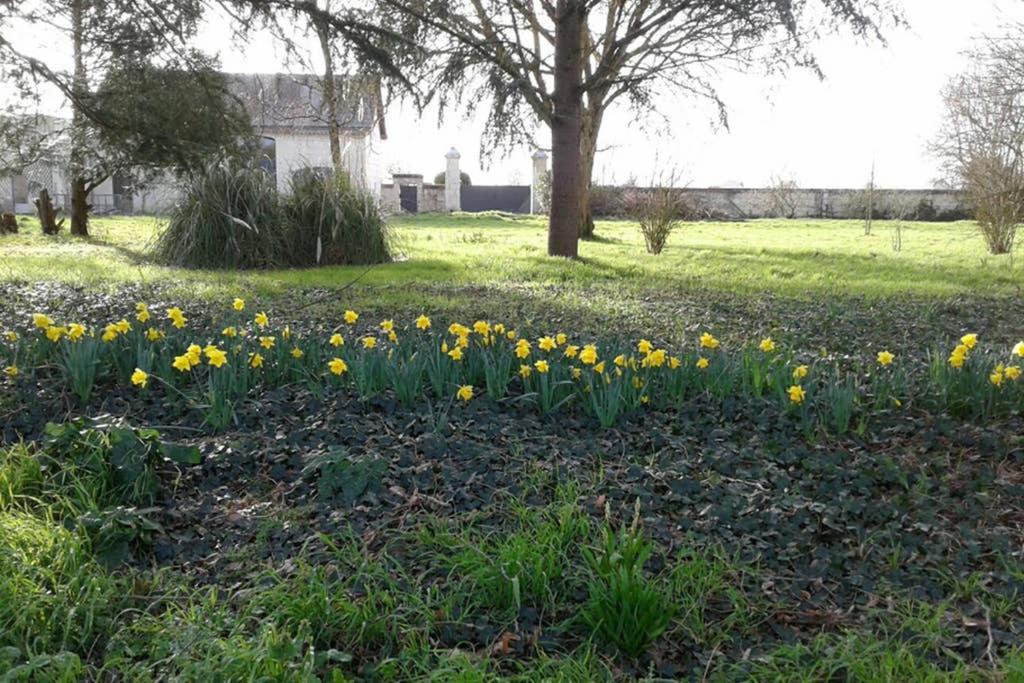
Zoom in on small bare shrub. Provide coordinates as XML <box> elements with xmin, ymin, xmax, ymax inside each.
<box><xmin>767</xmin><ymin>175</ymin><xmax>799</xmax><ymax>218</ymax></box>
<box><xmin>622</xmin><ymin>176</ymin><xmax>694</xmax><ymax>254</ymax></box>
<box><xmin>966</xmin><ymin>155</ymin><xmax>1023</xmax><ymax>255</ymax></box>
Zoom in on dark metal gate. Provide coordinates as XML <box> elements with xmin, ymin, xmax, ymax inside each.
<box><xmin>461</xmin><ymin>186</ymin><xmax>531</xmax><ymax>213</ymax></box>
<box><xmin>399</xmin><ymin>185</ymin><xmax>418</xmax><ymax>213</ymax></box>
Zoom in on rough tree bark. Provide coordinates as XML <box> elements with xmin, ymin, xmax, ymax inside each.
<box><xmin>577</xmin><ymin>103</ymin><xmax>603</xmax><ymax>239</ymax></box>
<box><xmin>547</xmin><ymin>0</ymin><xmax>585</xmax><ymax>259</ymax></box>
<box><xmin>315</xmin><ymin>0</ymin><xmax>344</xmax><ymax>174</ymax></box>
<box><xmin>69</xmin><ymin>0</ymin><xmax>90</xmax><ymax>237</ymax></box>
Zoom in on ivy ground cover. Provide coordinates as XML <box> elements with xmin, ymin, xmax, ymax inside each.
<box><xmin>1</xmin><ymin>279</ymin><xmax>1023</xmax><ymax>681</ymax></box>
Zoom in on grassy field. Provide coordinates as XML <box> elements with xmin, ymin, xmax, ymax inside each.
<box><xmin>1</xmin><ymin>212</ymin><xmax>1019</xmax><ymax>303</ymax></box>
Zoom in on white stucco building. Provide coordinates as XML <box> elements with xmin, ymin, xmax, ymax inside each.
<box><xmin>0</xmin><ymin>73</ymin><xmax>387</xmax><ymax>215</ymax></box>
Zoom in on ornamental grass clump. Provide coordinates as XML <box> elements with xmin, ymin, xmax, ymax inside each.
<box><xmin>156</xmin><ymin>163</ymin><xmax>391</xmax><ymax>270</ymax></box>
<box><xmin>285</xmin><ymin>171</ymin><xmax>392</xmax><ymax>267</ymax></box>
<box><xmin>155</xmin><ymin>161</ymin><xmax>289</xmax><ymax>270</ymax></box>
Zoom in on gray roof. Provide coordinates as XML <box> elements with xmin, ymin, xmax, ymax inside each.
<box><xmin>226</xmin><ymin>73</ymin><xmax>384</xmax><ymax>137</ymax></box>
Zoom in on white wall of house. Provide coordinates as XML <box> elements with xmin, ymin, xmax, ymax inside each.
<box><xmin>271</xmin><ymin>130</ymin><xmax>372</xmax><ymax>193</ymax></box>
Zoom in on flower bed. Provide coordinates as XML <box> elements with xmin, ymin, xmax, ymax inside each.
<box><xmin>4</xmin><ymin>299</ymin><xmax>1023</xmax><ymax>433</ymax></box>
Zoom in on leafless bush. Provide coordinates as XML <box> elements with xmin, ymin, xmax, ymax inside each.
<box><xmin>932</xmin><ymin>30</ymin><xmax>1024</xmax><ymax>255</ymax></box>
<box><xmin>767</xmin><ymin>175</ymin><xmax>799</xmax><ymax>218</ymax></box>
<box><xmin>622</xmin><ymin>173</ymin><xmax>695</xmax><ymax>254</ymax></box>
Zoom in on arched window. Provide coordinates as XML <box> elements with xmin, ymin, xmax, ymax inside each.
<box><xmin>258</xmin><ymin>136</ymin><xmax>277</xmax><ymax>181</ymax></box>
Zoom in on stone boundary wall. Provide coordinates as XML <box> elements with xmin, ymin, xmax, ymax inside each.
<box><xmin>591</xmin><ymin>186</ymin><xmax>970</xmax><ymax>221</ymax></box>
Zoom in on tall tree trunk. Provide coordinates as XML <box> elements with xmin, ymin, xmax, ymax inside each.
<box><xmin>548</xmin><ymin>0</ymin><xmax>585</xmax><ymax>259</ymax></box>
<box><xmin>577</xmin><ymin>105</ymin><xmax>602</xmax><ymax>239</ymax></box>
<box><xmin>69</xmin><ymin>0</ymin><xmax>90</xmax><ymax>237</ymax></box>
<box><xmin>316</xmin><ymin>1</ymin><xmax>344</xmax><ymax>175</ymax></box>
<box><xmin>70</xmin><ymin>177</ymin><xmax>90</xmax><ymax>236</ymax></box>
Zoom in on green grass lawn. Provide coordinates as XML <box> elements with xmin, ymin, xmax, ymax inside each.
<box><xmin>1</xmin><ymin>212</ymin><xmax>1019</xmax><ymax>302</ymax></box>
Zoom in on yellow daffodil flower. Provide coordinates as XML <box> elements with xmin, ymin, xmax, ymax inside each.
<box><xmin>700</xmin><ymin>332</ymin><xmax>720</xmax><ymax>349</ymax></box>
<box><xmin>32</xmin><ymin>313</ymin><xmax>53</xmax><ymax>329</ymax></box>
<box><xmin>254</xmin><ymin>312</ymin><xmax>269</xmax><ymax>328</ymax></box>
<box><xmin>167</xmin><ymin>307</ymin><xmax>187</xmax><ymax>329</ymax></box>
<box><xmin>131</xmin><ymin>368</ymin><xmax>149</xmax><ymax>388</ymax></box>
<box><xmin>555</xmin><ymin>333</ymin><xmax>567</xmax><ymax>346</ymax></box>
<box><xmin>696</xmin><ymin>357</ymin><xmax>710</xmax><ymax>369</ymax></box>
<box><xmin>1005</xmin><ymin>365</ymin><xmax>1021</xmax><ymax>381</ymax></box>
<box><xmin>68</xmin><ymin>323</ymin><xmax>86</xmax><ymax>341</ymax></box>
<box><xmin>637</xmin><ymin>339</ymin><xmax>653</xmax><ymax>355</ymax></box>
<box><xmin>344</xmin><ymin>310</ymin><xmax>359</xmax><ymax>324</ymax></box>
<box><xmin>961</xmin><ymin>333</ymin><xmax>978</xmax><ymax>350</ymax></box>
<box><xmin>259</xmin><ymin>336</ymin><xmax>276</xmax><ymax>349</ymax></box>
<box><xmin>223</xmin><ymin>326</ymin><xmax>238</xmax><ymax>338</ymax></box>
<box><xmin>233</xmin><ymin>298</ymin><xmax>245</xmax><ymax>311</ymax></box>
<box><xmin>415</xmin><ymin>315</ymin><xmax>431</xmax><ymax>330</ymax></box>
<box><xmin>877</xmin><ymin>350</ymin><xmax>895</xmax><ymax>366</ymax></box>
<box><xmin>473</xmin><ymin>321</ymin><xmax>491</xmax><ymax>335</ymax></box>
<box><xmin>249</xmin><ymin>353</ymin><xmax>265</xmax><ymax>369</ymax></box>
<box><xmin>3</xmin><ymin>365</ymin><xmax>18</xmax><ymax>378</ymax></box>
<box><xmin>328</xmin><ymin>357</ymin><xmax>348</xmax><ymax>375</ymax></box>
<box><xmin>519</xmin><ymin>364</ymin><xmax>532</xmax><ymax>379</ymax></box>
<box><xmin>3</xmin><ymin>331</ymin><xmax>18</xmax><ymax>342</ymax></box>
<box><xmin>1014</xmin><ymin>341</ymin><xmax>1024</xmax><ymax>358</ymax></box>
<box><xmin>579</xmin><ymin>345</ymin><xmax>598</xmax><ymax>365</ymax></box>
<box><xmin>172</xmin><ymin>354</ymin><xmax>192</xmax><ymax>372</ymax></box>
<box><xmin>46</xmin><ymin>326</ymin><xmax>65</xmax><ymax>342</ymax></box>
<box><xmin>291</xmin><ymin>347</ymin><xmax>304</xmax><ymax>359</ymax></box>
<box><xmin>643</xmin><ymin>349</ymin><xmax>667</xmax><ymax>368</ymax></box>
<box><xmin>448</xmin><ymin>346</ymin><xmax>464</xmax><ymax>361</ymax></box>
<box><xmin>206</xmin><ymin>347</ymin><xmax>228</xmax><ymax>368</ymax></box>
<box><xmin>457</xmin><ymin>384</ymin><xmax>474</xmax><ymax>401</ymax></box>
<box><xmin>535</xmin><ymin>359</ymin><xmax>550</xmax><ymax>373</ymax></box>
<box><xmin>146</xmin><ymin>328</ymin><xmax>164</xmax><ymax>342</ymax></box>
<box><xmin>538</xmin><ymin>336</ymin><xmax>557</xmax><ymax>351</ymax></box>
<box><xmin>593</xmin><ymin>361</ymin><xmax>606</xmax><ymax>374</ymax></box>
<box><xmin>788</xmin><ymin>385</ymin><xmax>806</xmax><ymax>404</ymax></box>
<box><xmin>330</xmin><ymin>333</ymin><xmax>344</xmax><ymax>347</ymax></box>
<box><xmin>282</xmin><ymin>326</ymin><xmax>292</xmax><ymax>341</ymax></box>
<box><xmin>793</xmin><ymin>365</ymin><xmax>809</xmax><ymax>380</ymax></box>
<box><xmin>136</xmin><ymin>303</ymin><xmax>151</xmax><ymax>323</ymax></box>
<box><xmin>362</xmin><ymin>336</ymin><xmax>377</xmax><ymax>349</ymax></box>
<box><xmin>564</xmin><ymin>345</ymin><xmax>579</xmax><ymax>359</ymax></box>
<box><xmin>669</xmin><ymin>356</ymin><xmax>682</xmax><ymax>370</ymax></box>
<box><xmin>759</xmin><ymin>338</ymin><xmax>776</xmax><ymax>353</ymax></box>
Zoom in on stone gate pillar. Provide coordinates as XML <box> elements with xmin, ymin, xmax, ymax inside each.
<box><xmin>531</xmin><ymin>150</ymin><xmax>549</xmax><ymax>214</ymax></box>
<box><xmin>445</xmin><ymin>147</ymin><xmax>461</xmax><ymax>212</ymax></box>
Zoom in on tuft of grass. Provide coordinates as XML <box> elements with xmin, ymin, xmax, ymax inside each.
<box><xmin>716</xmin><ymin>631</ymin><xmax>977</xmax><ymax>683</ymax></box>
<box><xmin>0</xmin><ymin>509</ymin><xmax>124</xmax><ymax>658</ymax></box>
<box><xmin>581</xmin><ymin>516</ymin><xmax>675</xmax><ymax>658</ymax></box>
<box><xmin>445</xmin><ymin>500</ymin><xmax>589</xmax><ymax>615</ymax></box>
